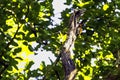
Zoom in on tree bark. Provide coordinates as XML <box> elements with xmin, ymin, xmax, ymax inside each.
<box><xmin>60</xmin><ymin>10</ymin><xmax>85</xmax><ymax>80</ymax></box>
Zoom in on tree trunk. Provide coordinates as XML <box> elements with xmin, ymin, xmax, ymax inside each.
<box><xmin>60</xmin><ymin>9</ymin><xmax>85</xmax><ymax>80</ymax></box>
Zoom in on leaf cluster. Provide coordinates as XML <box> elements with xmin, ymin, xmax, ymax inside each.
<box><xmin>0</xmin><ymin>0</ymin><xmax>120</xmax><ymax>80</ymax></box>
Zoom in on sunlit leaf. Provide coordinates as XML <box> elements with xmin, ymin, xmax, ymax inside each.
<box><xmin>6</xmin><ymin>18</ymin><xmax>16</xmax><ymax>27</ymax></box>
<box><xmin>103</xmin><ymin>4</ymin><xmax>109</xmax><ymax>11</ymax></box>
<box><xmin>77</xmin><ymin>0</ymin><xmax>94</xmax><ymax>7</ymax></box>
<box><xmin>57</xmin><ymin>32</ymin><xmax>67</xmax><ymax>43</ymax></box>
<box><xmin>38</xmin><ymin>12</ymin><xmax>45</xmax><ymax>18</ymax></box>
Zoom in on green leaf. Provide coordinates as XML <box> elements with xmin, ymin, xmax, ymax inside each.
<box><xmin>25</xmin><ymin>61</ymin><xmax>34</xmax><ymax>70</ymax></box>
<box><xmin>79</xmin><ymin>75</ymin><xmax>84</xmax><ymax>80</ymax></box>
<box><xmin>15</xmin><ymin>57</ymin><xmax>23</xmax><ymax>60</ymax></box>
<box><xmin>13</xmin><ymin>64</ymin><xmax>19</xmax><ymax>70</ymax></box>
<box><xmin>11</xmin><ymin>41</ymin><xmax>18</xmax><ymax>46</ymax></box>
<box><xmin>23</xmin><ymin>41</ymin><xmax>28</xmax><ymax>45</ymax></box>
<box><xmin>65</xmin><ymin>0</ymin><xmax>72</xmax><ymax>5</ymax></box>
<box><xmin>85</xmin><ymin>69</ymin><xmax>90</xmax><ymax>75</ymax></box>
<box><xmin>13</xmin><ymin>47</ymin><xmax>22</xmax><ymax>55</ymax></box>
<box><xmin>28</xmin><ymin>44</ymin><xmax>34</xmax><ymax>51</ymax></box>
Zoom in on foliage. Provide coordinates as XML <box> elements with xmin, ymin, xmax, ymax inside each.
<box><xmin>0</xmin><ymin>0</ymin><xmax>120</xmax><ymax>80</ymax></box>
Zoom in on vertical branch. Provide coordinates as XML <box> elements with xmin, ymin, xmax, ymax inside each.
<box><xmin>42</xmin><ymin>9</ymin><xmax>85</xmax><ymax>80</ymax></box>
<box><xmin>60</xmin><ymin>10</ymin><xmax>85</xmax><ymax>80</ymax></box>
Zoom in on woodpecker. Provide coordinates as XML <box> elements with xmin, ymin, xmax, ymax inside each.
<box><xmin>76</xmin><ymin>23</ymin><xmax>82</xmax><ymax>36</ymax></box>
<box><xmin>69</xmin><ymin>9</ymin><xmax>85</xmax><ymax>28</ymax></box>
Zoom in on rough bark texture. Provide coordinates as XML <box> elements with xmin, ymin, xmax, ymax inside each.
<box><xmin>60</xmin><ymin>10</ymin><xmax>85</xmax><ymax>80</ymax></box>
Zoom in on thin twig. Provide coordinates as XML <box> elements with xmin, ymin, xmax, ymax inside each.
<box><xmin>0</xmin><ymin>23</ymin><xmax>20</xmax><ymax>57</ymax></box>
<box><xmin>0</xmin><ymin>22</ymin><xmax>21</xmax><ymax>78</ymax></box>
